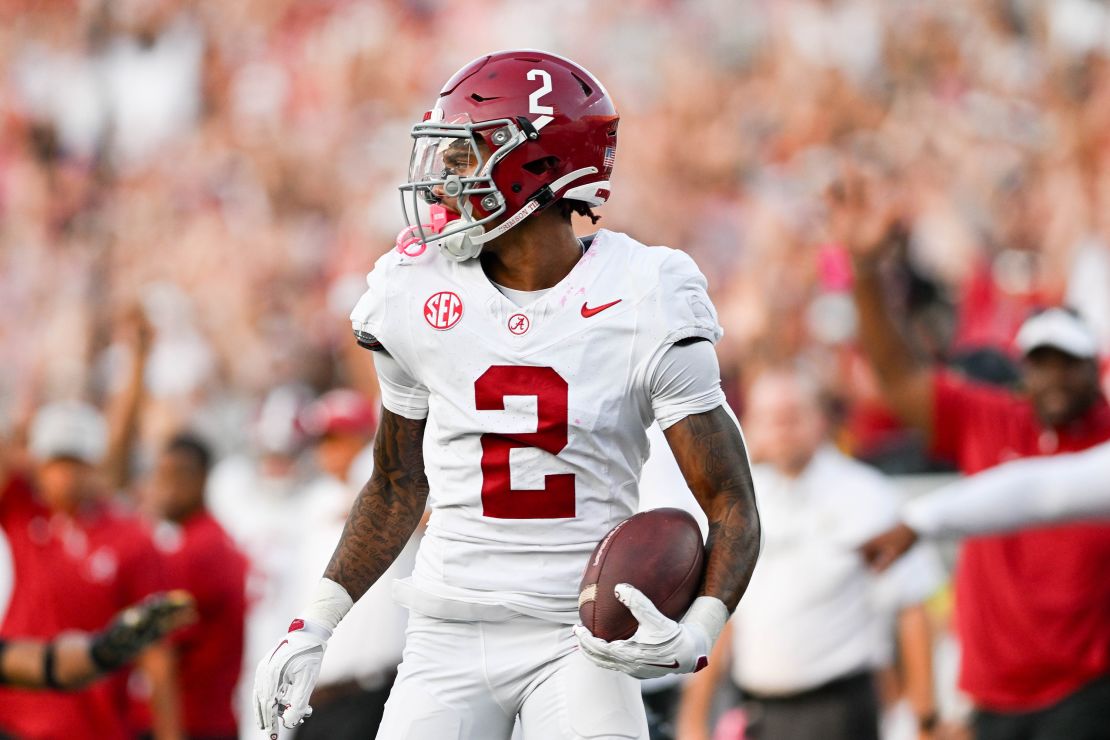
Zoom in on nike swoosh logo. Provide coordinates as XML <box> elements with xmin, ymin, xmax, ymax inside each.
<box><xmin>646</xmin><ymin>659</ymin><xmax>680</xmax><ymax>669</ymax></box>
<box><xmin>269</xmin><ymin>639</ymin><xmax>288</xmax><ymax>660</ymax></box>
<box><xmin>581</xmin><ymin>299</ymin><xmax>622</xmax><ymax>318</ymax></box>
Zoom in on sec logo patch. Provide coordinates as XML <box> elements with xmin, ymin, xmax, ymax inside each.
<box><xmin>508</xmin><ymin>313</ymin><xmax>530</xmax><ymax>335</ymax></box>
<box><xmin>425</xmin><ymin>291</ymin><xmax>464</xmax><ymax>330</ymax></box>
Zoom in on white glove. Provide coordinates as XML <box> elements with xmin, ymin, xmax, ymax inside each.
<box><xmin>253</xmin><ymin>618</ymin><xmax>332</xmax><ymax>737</ymax></box>
<box><xmin>574</xmin><ymin>584</ymin><xmax>729</xmax><ymax>679</ymax></box>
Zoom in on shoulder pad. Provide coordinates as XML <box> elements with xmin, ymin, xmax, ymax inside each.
<box><xmin>354</xmin><ymin>329</ymin><xmax>385</xmax><ymax>352</ymax></box>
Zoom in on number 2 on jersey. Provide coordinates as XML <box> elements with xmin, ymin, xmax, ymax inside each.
<box><xmin>475</xmin><ymin>366</ymin><xmax>575</xmax><ymax>519</ymax></box>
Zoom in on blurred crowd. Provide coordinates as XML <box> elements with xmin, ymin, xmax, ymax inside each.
<box><xmin>3</xmin><ymin>0</ymin><xmax>1110</xmax><ymax>469</ymax></box>
<box><xmin>2</xmin><ymin>0</ymin><xmax>1110</xmax><ymax>738</ymax></box>
<box><xmin>4</xmin><ymin>0</ymin><xmax>1110</xmax><ymax>461</ymax></box>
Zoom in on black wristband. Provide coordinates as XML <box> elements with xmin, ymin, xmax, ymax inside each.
<box><xmin>0</xmin><ymin>638</ymin><xmax>7</xmax><ymax>685</ymax></box>
<box><xmin>43</xmin><ymin>643</ymin><xmax>62</xmax><ymax>690</ymax></box>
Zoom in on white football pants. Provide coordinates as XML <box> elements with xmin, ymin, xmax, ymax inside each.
<box><xmin>376</xmin><ymin>611</ymin><xmax>649</xmax><ymax>739</ymax></box>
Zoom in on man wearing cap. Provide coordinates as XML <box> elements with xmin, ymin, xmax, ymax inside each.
<box><xmin>290</xmin><ymin>389</ymin><xmax>421</xmax><ymax>739</ymax></box>
<box><xmin>849</xmin><ymin>217</ymin><xmax>1110</xmax><ymax>740</ymax></box>
<box><xmin>0</xmin><ymin>402</ymin><xmax>178</xmax><ymax>740</ymax></box>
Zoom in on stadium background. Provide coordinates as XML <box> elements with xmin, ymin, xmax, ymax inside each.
<box><xmin>2</xmin><ymin>0</ymin><xmax>1110</xmax><ymax>738</ymax></box>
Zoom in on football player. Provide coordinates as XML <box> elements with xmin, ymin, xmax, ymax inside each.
<box><xmin>254</xmin><ymin>50</ymin><xmax>761</xmax><ymax>739</ymax></box>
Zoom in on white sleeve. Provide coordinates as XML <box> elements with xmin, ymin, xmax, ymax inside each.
<box><xmin>649</xmin><ymin>339</ymin><xmax>727</xmax><ymax>430</ymax></box>
<box><xmin>372</xmin><ymin>351</ymin><xmax>429</xmax><ymax>420</ymax></box>
<box><xmin>904</xmin><ymin>441</ymin><xmax>1110</xmax><ymax>538</ymax></box>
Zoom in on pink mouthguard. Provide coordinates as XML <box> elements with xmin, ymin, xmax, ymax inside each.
<box><xmin>395</xmin><ymin>205</ymin><xmax>458</xmax><ymax>256</ymax></box>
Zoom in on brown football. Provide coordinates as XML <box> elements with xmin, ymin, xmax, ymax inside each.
<box><xmin>578</xmin><ymin>508</ymin><xmax>705</xmax><ymax>642</ymax></box>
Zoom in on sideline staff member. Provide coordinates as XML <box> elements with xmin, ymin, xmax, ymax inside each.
<box><xmin>678</xmin><ymin>369</ymin><xmax>940</xmax><ymax>740</ymax></box>
<box><xmin>846</xmin><ymin>179</ymin><xmax>1110</xmax><ymax>740</ymax></box>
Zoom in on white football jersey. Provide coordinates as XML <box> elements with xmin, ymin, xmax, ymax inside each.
<box><xmin>350</xmin><ymin>229</ymin><xmax>722</xmax><ymax>621</ymax></box>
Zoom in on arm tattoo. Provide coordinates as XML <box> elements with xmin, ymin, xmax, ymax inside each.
<box><xmin>324</xmin><ymin>409</ymin><xmax>429</xmax><ymax>600</ymax></box>
<box><xmin>664</xmin><ymin>406</ymin><xmax>761</xmax><ymax>611</ymax></box>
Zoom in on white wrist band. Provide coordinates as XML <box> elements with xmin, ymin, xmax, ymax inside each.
<box><xmin>302</xmin><ymin>578</ymin><xmax>354</xmax><ymax>631</ymax></box>
<box><xmin>681</xmin><ymin>596</ymin><xmax>730</xmax><ymax>646</ymax></box>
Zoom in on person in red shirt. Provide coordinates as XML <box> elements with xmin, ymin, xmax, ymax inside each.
<box><xmin>141</xmin><ymin>432</ymin><xmax>247</xmax><ymax>740</ymax></box>
<box><xmin>0</xmin><ymin>402</ymin><xmax>177</xmax><ymax>740</ymax></box>
<box><xmin>844</xmin><ymin>187</ymin><xmax>1110</xmax><ymax>738</ymax></box>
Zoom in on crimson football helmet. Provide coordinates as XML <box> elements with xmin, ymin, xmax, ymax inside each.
<box><xmin>399</xmin><ymin>50</ymin><xmax>619</xmax><ymax>261</ymax></box>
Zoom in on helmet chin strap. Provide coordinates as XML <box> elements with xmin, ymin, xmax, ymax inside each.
<box><xmin>438</xmin><ymin>224</ymin><xmax>487</xmax><ymax>261</ymax></box>
<box><xmin>437</xmin><ymin>198</ymin><xmax>542</xmax><ymax>262</ymax></box>
<box><xmin>436</xmin><ymin>198</ymin><xmax>488</xmax><ymax>262</ymax></box>
<box><xmin>435</xmin><ymin>167</ymin><xmax>597</xmax><ymax>262</ymax></box>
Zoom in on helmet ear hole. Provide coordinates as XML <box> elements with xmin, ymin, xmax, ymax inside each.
<box><xmin>523</xmin><ymin>156</ymin><xmax>560</xmax><ymax>176</ymax></box>
<box><xmin>571</xmin><ymin>73</ymin><xmax>593</xmax><ymax>96</ymax></box>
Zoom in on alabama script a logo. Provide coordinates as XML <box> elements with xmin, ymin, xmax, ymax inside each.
<box><xmin>507</xmin><ymin>313</ymin><xmax>530</xmax><ymax>335</ymax></box>
<box><xmin>425</xmin><ymin>291</ymin><xmax>464</xmax><ymax>330</ymax></box>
